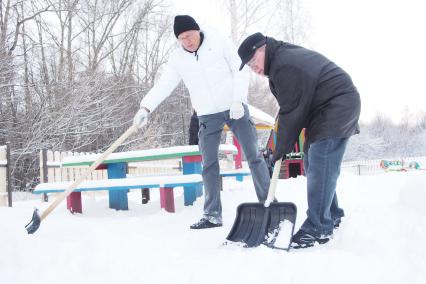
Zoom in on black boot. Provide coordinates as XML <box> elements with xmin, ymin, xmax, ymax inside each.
<box><xmin>290</xmin><ymin>229</ymin><xmax>333</xmax><ymax>249</ymax></box>
<box><xmin>190</xmin><ymin>218</ymin><xmax>222</xmax><ymax>229</ymax></box>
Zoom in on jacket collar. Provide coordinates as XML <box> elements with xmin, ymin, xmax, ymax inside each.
<box><xmin>264</xmin><ymin>37</ymin><xmax>282</xmax><ymax>77</ymax></box>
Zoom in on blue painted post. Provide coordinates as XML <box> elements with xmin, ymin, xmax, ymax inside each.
<box><xmin>107</xmin><ymin>162</ymin><xmax>129</xmax><ymax>210</ymax></box>
<box><xmin>182</xmin><ymin>156</ymin><xmax>203</xmax><ymax>205</ymax></box>
<box><xmin>193</xmin><ymin>162</ymin><xmax>203</xmax><ymax>197</ymax></box>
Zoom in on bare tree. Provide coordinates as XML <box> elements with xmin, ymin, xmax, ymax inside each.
<box><xmin>0</xmin><ymin>0</ymin><xmax>177</xmax><ymax>191</ymax></box>
<box><xmin>267</xmin><ymin>0</ymin><xmax>309</xmax><ymax>44</ymax></box>
<box><xmin>224</xmin><ymin>0</ymin><xmax>272</xmax><ymax>44</ymax></box>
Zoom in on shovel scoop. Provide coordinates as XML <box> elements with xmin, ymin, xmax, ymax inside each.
<box><xmin>25</xmin><ymin>209</ymin><xmax>41</xmax><ymax>234</ymax></box>
<box><xmin>226</xmin><ymin>159</ymin><xmax>297</xmax><ymax>250</ymax></box>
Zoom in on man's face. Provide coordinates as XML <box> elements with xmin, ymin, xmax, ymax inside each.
<box><xmin>178</xmin><ymin>30</ymin><xmax>201</xmax><ymax>52</ymax></box>
<box><xmin>247</xmin><ymin>47</ymin><xmax>265</xmax><ymax>76</ymax></box>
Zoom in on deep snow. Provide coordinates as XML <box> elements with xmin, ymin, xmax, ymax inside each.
<box><xmin>1</xmin><ymin>171</ymin><xmax>425</xmax><ymax>284</ymax></box>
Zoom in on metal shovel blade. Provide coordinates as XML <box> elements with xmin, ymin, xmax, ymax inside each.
<box><xmin>226</xmin><ymin>202</ymin><xmax>297</xmax><ymax>249</ymax></box>
<box><xmin>25</xmin><ymin>209</ymin><xmax>41</xmax><ymax>234</ymax></box>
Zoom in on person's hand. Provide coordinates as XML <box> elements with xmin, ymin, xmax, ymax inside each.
<box><xmin>272</xmin><ymin>143</ymin><xmax>284</xmax><ymax>163</ymax></box>
<box><xmin>230</xmin><ymin>102</ymin><xmax>245</xmax><ymax>120</ymax></box>
<box><xmin>272</xmin><ymin>151</ymin><xmax>284</xmax><ymax>164</ymax></box>
<box><xmin>133</xmin><ymin>108</ymin><xmax>149</xmax><ymax>128</ymax></box>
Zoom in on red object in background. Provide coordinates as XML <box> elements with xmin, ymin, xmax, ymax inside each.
<box><xmin>66</xmin><ymin>192</ymin><xmax>82</xmax><ymax>213</ymax></box>
<box><xmin>233</xmin><ymin>136</ymin><xmax>242</xmax><ymax>169</ymax></box>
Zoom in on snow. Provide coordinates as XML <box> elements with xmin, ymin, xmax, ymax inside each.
<box><xmin>62</xmin><ymin>144</ymin><xmax>238</xmax><ymax>165</ymax></box>
<box><xmin>1</xmin><ymin>171</ymin><xmax>425</xmax><ymax>284</ymax></box>
<box><xmin>220</xmin><ymin>168</ymin><xmax>251</xmax><ymax>174</ymax></box>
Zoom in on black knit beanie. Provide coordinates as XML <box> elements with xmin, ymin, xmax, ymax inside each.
<box><xmin>174</xmin><ymin>15</ymin><xmax>200</xmax><ymax>38</ymax></box>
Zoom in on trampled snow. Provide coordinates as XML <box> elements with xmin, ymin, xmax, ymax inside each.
<box><xmin>1</xmin><ymin>171</ymin><xmax>425</xmax><ymax>284</ymax></box>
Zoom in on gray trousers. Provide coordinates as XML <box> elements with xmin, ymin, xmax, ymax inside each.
<box><xmin>197</xmin><ymin>104</ymin><xmax>270</xmax><ymax>223</ymax></box>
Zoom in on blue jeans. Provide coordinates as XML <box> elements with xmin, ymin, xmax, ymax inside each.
<box><xmin>300</xmin><ymin>137</ymin><xmax>348</xmax><ymax>237</ymax></box>
<box><xmin>198</xmin><ymin>104</ymin><xmax>270</xmax><ymax>223</ymax></box>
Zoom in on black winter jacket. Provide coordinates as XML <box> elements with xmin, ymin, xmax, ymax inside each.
<box><xmin>264</xmin><ymin>37</ymin><xmax>361</xmax><ymax>162</ymax></box>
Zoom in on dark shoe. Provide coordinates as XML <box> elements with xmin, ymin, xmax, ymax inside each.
<box><xmin>290</xmin><ymin>229</ymin><xmax>332</xmax><ymax>249</ymax></box>
<box><xmin>333</xmin><ymin>217</ymin><xmax>342</xmax><ymax>229</ymax></box>
<box><xmin>190</xmin><ymin>218</ymin><xmax>222</xmax><ymax>229</ymax></box>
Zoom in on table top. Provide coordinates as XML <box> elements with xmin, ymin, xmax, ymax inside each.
<box><xmin>61</xmin><ymin>144</ymin><xmax>238</xmax><ymax>167</ymax></box>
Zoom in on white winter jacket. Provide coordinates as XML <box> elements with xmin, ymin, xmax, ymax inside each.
<box><xmin>140</xmin><ymin>27</ymin><xmax>249</xmax><ymax>116</ymax></box>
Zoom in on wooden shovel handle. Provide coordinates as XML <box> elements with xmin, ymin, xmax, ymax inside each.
<box><xmin>40</xmin><ymin>125</ymin><xmax>139</xmax><ymax>221</ymax></box>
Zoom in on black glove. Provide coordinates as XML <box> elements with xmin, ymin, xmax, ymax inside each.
<box><xmin>272</xmin><ymin>144</ymin><xmax>285</xmax><ymax>163</ymax></box>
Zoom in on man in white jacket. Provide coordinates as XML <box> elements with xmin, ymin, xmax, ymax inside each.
<box><xmin>133</xmin><ymin>15</ymin><xmax>270</xmax><ymax>229</ymax></box>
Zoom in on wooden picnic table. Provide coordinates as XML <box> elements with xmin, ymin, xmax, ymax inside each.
<box><xmin>61</xmin><ymin>144</ymin><xmax>238</xmax><ymax>211</ymax></box>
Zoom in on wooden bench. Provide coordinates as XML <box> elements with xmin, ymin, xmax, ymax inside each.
<box><xmin>33</xmin><ymin>174</ymin><xmax>203</xmax><ymax>213</ymax></box>
<box><xmin>59</xmin><ymin>144</ymin><xmax>237</xmax><ymax>211</ymax></box>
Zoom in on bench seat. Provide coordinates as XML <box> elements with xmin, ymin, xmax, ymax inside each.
<box><xmin>219</xmin><ymin>169</ymin><xmax>251</xmax><ymax>191</ymax></box>
<box><xmin>220</xmin><ymin>169</ymin><xmax>251</xmax><ymax>178</ymax></box>
<box><xmin>33</xmin><ymin>174</ymin><xmax>203</xmax><ymax>213</ymax></box>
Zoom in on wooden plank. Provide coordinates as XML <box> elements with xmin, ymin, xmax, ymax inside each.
<box><xmin>53</xmin><ymin>151</ymin><xmax>62</xmax><ymax>182</ymax></box>
<box><xmin>0</xmin><ymin>146</ymin><xmax>6</xmax><ymax>206</ymax></box>
<box><xmin>6</xmin><ymin>143</ymin><xmax>11</xmax><ymax>206</ymax></box>
<box><xmin>61</xmin><ymin>152</ymin><xmax>68</xmax><ymax>181</ymax></box>
<box><xmin>67</xmin><ymin>152</ymin><xmax>75</xmax><ymax>181</ymax></box>
<box><xmin>39</xmin><ymin>150</ymin><xmax>44</xmax><ymax>182</ymax></box>
<box><xmin>47</xmin><ymin>150</ymin><xmax>55</xmax><ymax>183</ymax></box>
<box><xmin>73</xmin><ymin>152</ymin><xmax>82</xmax><ymax>181</ymax></box>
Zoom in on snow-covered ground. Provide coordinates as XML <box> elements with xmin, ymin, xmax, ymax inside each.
<box><xmin>1</xmin><ymin>171</ymin><xmax>425</xmax><ymax>284</ymax></box>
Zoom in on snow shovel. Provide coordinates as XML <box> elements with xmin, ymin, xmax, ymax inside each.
<box><xmin>226</xmin><ymin>158</ymin><xmax>297</xmax><ymax>250</ymax></box>
<box><xmin>25</xmin><ymin>124</ymin><xmax>139</xmax><ymax>234</ymax></box>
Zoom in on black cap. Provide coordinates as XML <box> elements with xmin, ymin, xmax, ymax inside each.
<box><xmin>174</xmin><ymin>15</ymin><xmax>200</xmax><ymax>38</ymax></box>
<box><xmin>238</xmin><ymin>32</ymin><xmax>267</xmax><ymax>70</ymax></box>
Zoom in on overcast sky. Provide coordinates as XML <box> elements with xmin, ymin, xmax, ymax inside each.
<box><xmin>169</xmin><ymin>0</ymin><xmax>426</xmax><ymax>124</ymax></box>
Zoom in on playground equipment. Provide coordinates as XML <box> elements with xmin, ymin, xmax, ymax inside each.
<box><xmin>380</xmin><ymin>159</ymin><xmax>425</xmax><ymax>172</ymax></box>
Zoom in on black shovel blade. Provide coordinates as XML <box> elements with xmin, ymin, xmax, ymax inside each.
<box><xmin>226</xmin><ymin>202</ymin><xmax>297</xmax><ymax>249</ymax></box>
<box><xmin>25</xmin><ymin>209</ymin><xmax>41</xmax><ymax>234</ymax></box>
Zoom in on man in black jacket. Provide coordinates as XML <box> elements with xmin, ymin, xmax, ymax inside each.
<box><xmin>238</xmin><ymin>33</ymin><xmax>361</xmax><ymax>249</ymax></box>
